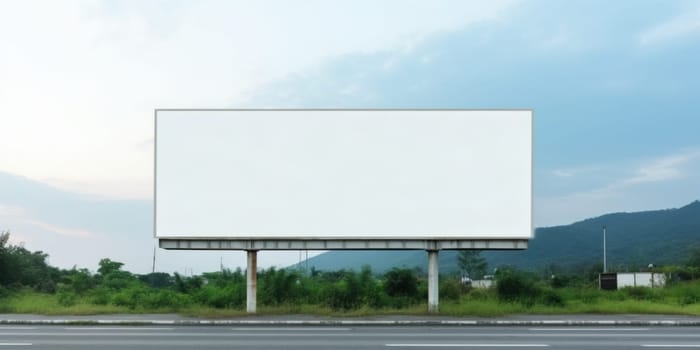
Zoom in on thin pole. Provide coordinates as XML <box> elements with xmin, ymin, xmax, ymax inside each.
<box><xmin>603</xmin><ymin>225</ymin><xmax>607</xmax><ymax>273</ymax></box>
<box><xmin>152</xmin><ymin>243</ymin><xmax>156</xmax><ymax>273</ymax></box>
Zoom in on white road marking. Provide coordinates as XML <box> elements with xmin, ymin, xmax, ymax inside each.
<box><xmin>0</xmin><ymin>343</ymin><xmax>32</xmax><ymax>346</ymax></box>
<box><xmin>530</xmin><ymin>328</ymin><xmax>649</xmax><ymax>331</ymax></box>
<box><xmin>386</xmin><ymin>344</ymin><xmax>549</xmax><ymax>347</ymax></box>
<box><xmin>63</xmin><ymin>327</ymin><xmax>174</xmax><ymax>331</ymax></box>
<box><xmin>232</xmin><ymin>327</ymin><xmax>352</xmax><ymax>331</ymax></box>
<box><xmin>0</xmin><ymin>327</ymin><xmax>35</xmax><ymax>330</ymax></box>
<box><xmin>642</xmin><ymin>346</ymin><xmax>700</xmax><ymax>348</ymax></box>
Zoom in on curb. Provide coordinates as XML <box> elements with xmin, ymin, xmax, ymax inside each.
<box><xmin>1</xmin><ymin>319</ymin><xmax>699</xmax><ymax>326</ymax></box>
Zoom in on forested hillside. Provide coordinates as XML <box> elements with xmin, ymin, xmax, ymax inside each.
<box><xmin>298</xmin><ymin>201</ymin><xmax>700</xmax><ymax>273</ymax></box>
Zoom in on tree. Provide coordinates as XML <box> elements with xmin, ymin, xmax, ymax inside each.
<box><xmin>97</xmin><ymin>258</ymin><xmax>134</xmax><ymax>290</ymax></box>
<box><xmin>457</xmin><ymin>250</ymin><xmax>487</xmax><ymax>280</ymax></box>
<box><xmin>98</xmin><ymin>258</ymin><xmax>124</xmax><ymax>276</ymax></box>
<box><xmin>0</xmin><ymin>230</ymin><xmax>59</xmax><ymax>291</ymax></box>
<box><xmin>687</xmin><ymin>247</ymin><xmax>700</xmax><ymax>269</ymax></box>
<box><xmin>0</xmin><ymin>230</ymin><xmax>8</xmax><ymax>248</ymax></box>
<box><xmin>0</xmin><ymin>230</ymin><xmax>9</xmax><ymax>286</ymax></box>
<box><xmin>384</xmin><ymin>268</ymin><xmax>418</xmax><ymax>298</ymax></box>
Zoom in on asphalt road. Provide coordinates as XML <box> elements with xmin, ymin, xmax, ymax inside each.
<box><xmin>2</xmin><ymin>325</ymin><xmax>700</xmax><ymax>349</ymax></box>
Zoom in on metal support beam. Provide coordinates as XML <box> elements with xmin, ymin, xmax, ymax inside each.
<box><xmin>159</xmin><ymin>239</ymin><xmax>528</xmax><ymax>251</ymax></box>
<box><xmin>246</xmin><ymin>250</ymin><xmax>257</xmax><ymax>314</ymax></box>
<box><xmin>427</xmin><ymin>249</ymin><xmax>439</xmax><ymax>314</ymax></box>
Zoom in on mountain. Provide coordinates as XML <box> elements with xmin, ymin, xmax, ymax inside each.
<box><xmin>296</xmin><ymin>201</ymin><xmax>700</xmax><ymax>274</ymax></box>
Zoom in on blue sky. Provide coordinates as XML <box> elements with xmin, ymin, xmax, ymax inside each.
<box><xmin>0</xmin><ymin>0</ymin><xmax>699</xmax><ymax>272</ymax></box>
<box><xmin>251</xmin><ymin>0</ymin><xmax>700</xmax><ymax>225</ymax></box>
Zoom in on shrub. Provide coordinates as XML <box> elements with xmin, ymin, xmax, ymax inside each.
<box><xmin>56</xmin><ymin>286</ymin><xmax>77</xmax><ymax>307</ymax></box>
<box><xmin>439</xmin><ymin>279</ymin><xmax>462</xmax><ymax>301</ymax></box>
<box><xmin>550</xmin><ymin>274</ymin><xmax>581</xmax><ymax>289</ymax></box>
<box><xmin>259</xmin><ymin>268</ymin><xmax>302</xmax><ymax>306</ymax></box>
<box><xmin>496</xmin><ymin>270</ymin><xmax>538</xmax><ymax>305</ymax></box>
<box><xmin>196</xmin><ymin>284</ymin><xmax>244</xmax><ymax>308</ymax></box>
<box><xmin>90</xmin><ymin>287</ymin><xmax>111</xmax><ymax>305</ymax></box>
<box><xmin>622</xmin><ymin>286</ymin><xmax>659</xmax><ymax>301</ymax></box>
<box><xmin>467</xmin><ymin>288</ymin><xmax>493</xmax><ymax>301</ymax></box>
<box><xmin>324</xmin><ymin>279</ymin><xmax>361</xmax><ymax>310</ymax></box>
<box><xmin>0</xmin><ymin>285</ymin><xmax>10</xmax><ymax>298</ymax></box>
<box><xmin>384</xmin><ymin>268</ymin><xmax>418</xmax><ymax>298</ymax></box>
<box><xmin>539</xmin><ymin>289</ymin><xmax>565</xmax><ymax>307</ymax></box>
<box><xmin>144</xmin><ymin>289</ymin><xmax>191</xmax><ymax>309</ymax></box>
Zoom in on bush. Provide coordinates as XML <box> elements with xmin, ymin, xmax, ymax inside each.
<box><xmin>439</xmin><ymin>279</ymin><xmax>462</xmax><ymax>301</ymax></box>
<box><xmin>622</xmin><ymin>286</ymin><xmax>660</xmax><ymax>301</ymax></box>
<box><xmin>259</xmin><ymin>268</ymin><xmax>302</xmax><ymax>306</ymax></box>
<box><xmin>196</xmin><ymin>284</ymin><xmax>244</xmax><ymax>308</ymax></box>
<box><xmin>467</xmin><ymin>288</ymin><xmax>494</xmax><ymax>301</ymax></box>
<box><xmin>539</xmin><ymin>289</ymin><xmax>565</xmax><ymax>307</ymax></box>
<box><xmin>111</xmin><ymin>285</ymin><xmax>147</xmax><ymax>309</ymax></box>
<box><xmin>0</xmin><ymin>285</ymin><xmax>10</xmax><ymax>298</ymax></box>
<box><xmin>575</xmin><ymin>288</ymin><xmax>602</xmax><ymax>304</ymax></box>
<box><xmin>384</xmin><ymin>268</ymin><xmax>418</xmax><ymax>298</ymax></box>
<box><xmin>90</xmin><ymin>287</ymin><xmax>111</xmax><ymax>305</ymax></box>
<box><xmin>144</xmin><ymin>289</ymin><xmax>191</xmax><ymax>309</ymax></box>
<box><xmin>496</xmin><ymin>270</ymin><xmax>538</xmax><ymax>305</ymax></box>
<box><xmin>56</xmin><ymin>286</ymin><xmax>77</xmax><ymax>307</ymax></box>
<box><xmin>325</xmin><ymin>270</ymin><xmax>370</xmax><ymax>310</ymax></box>
<box><xmin>550</xmin><ymin>274</ymin><xmax>581</xmax><ymax>289</ymax></box>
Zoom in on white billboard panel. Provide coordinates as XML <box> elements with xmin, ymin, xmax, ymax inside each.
<box><xmin>155</xmin><ymin>110</ymin><xmax>532</xmax><ymax>240</ymax></box>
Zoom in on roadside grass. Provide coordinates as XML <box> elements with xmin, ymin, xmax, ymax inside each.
<box><xmin>2</xmin><ymin>282</ymin><xmax>700</xmax><ymax>317</ymax></box>
<box><xmin>0</xmin><ymin>292</ymin><xmax>130</xmax><ymax>315</ymax></box>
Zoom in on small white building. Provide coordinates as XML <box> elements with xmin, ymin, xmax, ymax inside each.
<box><xmin>461</xmin><ymin>275</ymin><xmax>495</xmax><ymax>289</ymax></box>
<box><xmin>600</xmin><ymin>272</ymin><xmax>666</xmax><ymax>290</ymax></box>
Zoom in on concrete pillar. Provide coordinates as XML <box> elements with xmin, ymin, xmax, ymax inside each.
<box><xmin>427</xmin><ymin>249</ymin><xmax>439</xmax><ymax>314</ymax></box>
<box><xmin>246</xmin><ymin>250</ymin><xmax>258</xmax><ymax>314</ymax></box>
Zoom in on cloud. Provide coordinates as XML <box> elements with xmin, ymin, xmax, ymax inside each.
<box><xmin>0</xmin><ymin>204</ymin><xmax>26</xmax><ymax>218</ymax></box>
<box><xmin>0</xmin><ymin>0</ymin><xmax>515</xmax><ymax>200</ymax></box>
<box><xmin>552</xmin><ymin>170</ymin><xmax>574</xmax><ymax>177</ymax></box>
<box><xmin>639</xmin><ymin>5</ymin><xmax>700</xmax><ymax>45</ymax></box>
<box><xmin>550</xmin><ymin>166</ymin><xmax>601</xmax><ymax>178</ymax></box>
<box><xmin>618</xmin><ymin>151</ymin><xmax>699</xmax><ymax>186</ymax></box>
<box><xmin>0</xmin><ymin>203</ymin><xmax>95</xmax><ymax>239</ymax></box>
<box><xmin>24</xmin><ymin>220</ymin><xmax>95</xmax><ymax>239</ymax></box>
<box><xmin>537</xmin><ymin>149</ymin><xmax>700</xmax><ymax>226</ymax></box>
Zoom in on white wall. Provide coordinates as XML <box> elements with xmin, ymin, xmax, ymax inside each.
<box><xmin>617</xmin><ymin>273</ymin><xmax>666</xmax><ymax>288</ymax></box>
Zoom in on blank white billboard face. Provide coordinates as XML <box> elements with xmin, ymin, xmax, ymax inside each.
<box><xmin>155</xmin><ymin>110</ymin><xmax>532</xmax><ymax>240</ymax></box>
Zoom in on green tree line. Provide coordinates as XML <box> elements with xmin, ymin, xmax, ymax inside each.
<box><xmin>3</xmin><ymin>230</ymin><xmax>700</xmax><ymax>314</ymax></box>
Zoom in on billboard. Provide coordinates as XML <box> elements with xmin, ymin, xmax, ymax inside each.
<box><xmin>155</xmin><ymin>109</ymin><xmax>532</xmax><ymax>241</ymax></box>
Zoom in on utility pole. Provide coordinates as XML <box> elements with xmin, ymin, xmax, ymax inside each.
<box><xmin>152</xmin><ymin>243</ymin><xmax>156</xmax><ymax>273</ymax></box>
<box><xmin>603</xmin><ymin>225</ymin><xmax>607</xmax><ymax>273</ymax></box>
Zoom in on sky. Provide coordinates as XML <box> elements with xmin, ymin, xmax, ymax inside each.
<box><xmin>0</xmin><ymin>0</ymin><xmax>699</xmax><ymax>273</ymax></box>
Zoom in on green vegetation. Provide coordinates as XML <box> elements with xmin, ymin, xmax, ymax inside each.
<box><xmin>3</xmin><ymin>230</ymin><xmax>700</xmax><ymax>316</ymax></box>
<box><xmin>457</xmin><ymin>250</ymin><xmax>487</xmax><ymax>280</ymax></box>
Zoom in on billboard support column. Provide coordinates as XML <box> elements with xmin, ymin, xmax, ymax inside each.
<box><xmin>427</xmin><ymin>250</ymin><xmax>439</xmax><ymax>313</ymax></box>
<box><xmin>246</xmin><ymin>250</ymin><xmax>258</xmax><ymax>314</ymax></box>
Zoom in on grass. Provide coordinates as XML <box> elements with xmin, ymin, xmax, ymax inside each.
<box><xmin>0</xmin><ymin>293</ymin><xmax>130</xmax><ymax>315</ymax></box>
<box><xmin>2</xmin><ymin>283</ymin><xmax>700</xmax><ymax>317</ymax></box>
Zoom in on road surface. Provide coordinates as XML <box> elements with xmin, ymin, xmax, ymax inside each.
<box><xmin>2</xmin><ymin>325</ymin><xmax>700</xmax><ymax>349</ymax></box>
